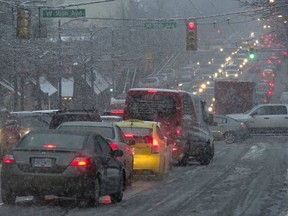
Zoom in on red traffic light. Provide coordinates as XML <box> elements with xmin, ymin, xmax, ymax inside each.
<box><xmin>187</xmin><ymin>22</ymin><xmax>195</xmax><ymax>31</ymax></box>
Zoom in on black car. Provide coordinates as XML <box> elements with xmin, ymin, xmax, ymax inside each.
<box><xmin>11</xmin><ymin>111</ymin><xmax>51</xmax><ymax>136</ymax></box>
<box><xmin>1</xmin><ymin>130</ymin><xmax>125</xmax><ymax>206</ymax></box>
<box><xmin>49</xmin><ymin>109</ymin><xmax>101</xmax><ymax>129</ymax></box>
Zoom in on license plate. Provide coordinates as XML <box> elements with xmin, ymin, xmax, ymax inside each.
<box><xmin>33</xmin><ymin>158</ymin><xmax>53</xmax><ymax>168</ymax></box>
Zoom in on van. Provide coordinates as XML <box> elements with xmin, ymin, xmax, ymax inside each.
<box><xmin>123</xmin><ymin>88</ymin><xmax>214</xmax><ymax>165</ymax></box>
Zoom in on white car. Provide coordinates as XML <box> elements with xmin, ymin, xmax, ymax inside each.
<box><xmin>227</xmin><ymin>104</ymin><xmax>288</xmax><ymax>134</ymax></box>
<box><xmin>280</xmin><ymin>92</ymin><xmax>288</xmax><ymax>104</ymax></box>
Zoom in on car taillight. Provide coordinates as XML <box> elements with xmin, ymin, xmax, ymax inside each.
<box><xmin>240</xmin><ymin>123</ymin><xmax>246</xmax><ymax>128</ymax></box>
<box><xmin>175</xmin><ymin>127</ymin><xmax>181</xmax><ymax>136</ymax></box>
<box><xmin>3</xmin><ymin>154</ymin><xmax>16</xmax><ymax>164</ymax></box>
<box><xmin>172</xmin><ymin>146</ymin><xmax>178</xmax><ymax>152</ymax></box>
<box><xmin>267</xmin><ymin>90</ymin><xmax>272</xmax><ymax>97</ymax></box>
<box><xmin>149</xmin><ymin>136</ymin><xmax>160</xmax><ymax>154</ymax></box>
<box><xmin>70</xmin><ymin>157</ymin><xmax>90</xmax><ymax>167</ymax></box>
<box><xmin>110</xmin><ymin>143</ymin><xmax>118</xmax><ymax>150</ymax></box>
<box><xmin>124</xmin><ymin>133</ymin><xmax>134</xmax><ymax>139</ymax></box>
<box><xmin>43</xmin><ymin>144</ymin><xmax>57</xmax><ymax>149</ymax></box>
<box><xmin>111</xmin><ymin>110</ymin><xmax>124</xmax><ymax>115</ymax></box>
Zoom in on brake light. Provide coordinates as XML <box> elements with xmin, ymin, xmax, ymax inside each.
<box><xmin>124</xmin><ymin>133</ymin><xmax>134</xmax><ymax>139</ymax></box>
<box><xmin>148</xmin><ymin>89</ymin><xmax>157</xmax><ymax>93</ymax></box>
<box><xmin>110</xmin><ymin>143</ymin><xmax>118</xmax><ymax>150</ymax></box>
<box><xmin>111</xmin><ymin>110</ymin><xmax>124</xmax><ymax>115</ymax></box>
<box><xmin>43</xmin><ymin>144</ymin><xmax>56</xmax><ymax>149</ymax></box>
<box><xmin>70</xmin><ymin>157</ymin><xmax>90</xmax><ymax>167</ymax></box>
<box><xmin>152</xmin><ymin>138</ymin><xmax>159</xmax><ymax>147</ymax></box>
<box><xmin>149</xmin><ymin>136</ymin><xmax>160</xmax><ymax>154</ymax></box>
<box><xmin>267</xmin><ymin>90</ymin><xmax>272</xmax><ymax>97</ymax></box>
<box><xmin>3</xmin><ymin>154</ymin><xmax>16</xmax><ymax>164</ymax></box>
<box><xmin>175</xmin><ymin>127</ymin><xmax>182</xmax><ymax>135</ymax></box>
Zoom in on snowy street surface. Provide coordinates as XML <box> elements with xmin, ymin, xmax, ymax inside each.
<box><xmin>1</xmin><ymin>136</ymin><xmax>288</xmax><ymax>216</ymax></box>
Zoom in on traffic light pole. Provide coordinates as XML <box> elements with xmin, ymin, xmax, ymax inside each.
<box><xmin>58</xmin><ymin>19</ymin><xmax>62</xmax><ymax>109</ymax></box>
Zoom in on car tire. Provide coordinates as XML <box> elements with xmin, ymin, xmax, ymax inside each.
<box><xmin>199</xmin><ymin>142</ymin><xmax>214</xmax><ymax>165</ymax></box>
<box><xmin>110</xmin><ymin>173</ymin><xmax>124</xmax><ymax>203</ymax></box>
<box><xmin>79</xmin><ymin>177</ymin><xmax>101</xmax><ymax>207</ymax></box>
<box><xmin>224</xmin><ymin>131</ymin><xmax>237</xmax><ymax>144</ymax></box>
<box><xmin>1</xmin><ymin>187</ymin><xmax>16</xmax><ymax>205</ymax></box>
<box><xmin>178</xmin><ymin>153</ymin><xmax>189</xmax><ymax>166</ymax></box>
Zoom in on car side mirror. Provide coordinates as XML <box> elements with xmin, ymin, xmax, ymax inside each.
<box><xmin>112</xmin><ymin>149</ymin><xmax>123</xmax><ymax>157</ymax></box>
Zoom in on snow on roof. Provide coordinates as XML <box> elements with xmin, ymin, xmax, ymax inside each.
<box><xmin>83</xmin><ymin>70</ymin><xmax>110</xmax><ymax>95</ymax></box>
<box><xmin>39</xmin><ymin>77</ymin><xmax>57</xmax><ymax>96</ymax></box>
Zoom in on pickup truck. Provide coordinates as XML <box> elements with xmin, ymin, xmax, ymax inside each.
<box><xmin>227</xmin><ymin>104</ymin><xmax>288</xmax><ymax>134</ymax></box>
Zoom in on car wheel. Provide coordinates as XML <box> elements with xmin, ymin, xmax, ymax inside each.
<box><xmin>110</xmin><ymin>173</ymin><xmax>124</xmax><ymax>203</ymax></box>
<box><xmin>178</xmin><ymin>153</ymin><xmax>189</xmax><ymax>166</ymax></box>
<box><xmin>224</xmin><ymin>131</ymin><xmax>237</xmax><ymax>144</ymax></box>
<box><xmin>1</xmin><ymin>187</ymin><xmax>16</xmax><ymax>205</ymax></box>
<box><xmin>199</xmin><ymin>143</ymin><xmax>214</xmax><ymax>165</ymax></box>
<box><xmin>80</xmin><ymin>177</ymin><xmax>101</xmax><ymax>207</ymax></box>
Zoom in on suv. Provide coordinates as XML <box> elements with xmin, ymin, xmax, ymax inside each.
<box><xmin>49</xmin><ymin>109</ymin><xmax>101</xmax><ymax>129</ymax></box>
<box><xmin>227</xmin><ymin>104</ymin><xmax>288</xmax><ymax>134</ymax></box>
<box><xmin>123</xmin><ymin>88</ymin><xmax>214</xmax><ymax>165</ymax></box>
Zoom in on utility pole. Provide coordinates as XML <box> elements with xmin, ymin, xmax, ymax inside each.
<box><xmin>58</xmin><ymin>19</ymin><xmax>62</xmax><ymax>109</ymax></box>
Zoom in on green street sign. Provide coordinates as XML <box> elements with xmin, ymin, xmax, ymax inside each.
<box><xmin>43</xmin><ymin>9</ymin><xmax>86</xmax><ymax>18</ymax></box>
<box><xmin>144</xmin><ymin>22</ymin><xmax>176</xmax><ymax>29</ymax></box>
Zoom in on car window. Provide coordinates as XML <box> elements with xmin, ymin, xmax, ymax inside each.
<box><xmin>115</xmin><ymin>125</ymin><xmax>126</xmax><ymax>143</ymax></box>
<box><xmin>58</xmin><ymin>125</ymin><xmax>115</xmax><ymax>139</ymax></box>
<box><xmin>95</xmin><ymin>135</ymin><xmax>111</xmax><ymax>155</ymax></box>
<box><xmin>18</xmin><ymin>133</ymin><xmax>85</xmax><ymax>149</ymax></box>
<box><xmin>252</xmin><ymin>106</ymin><xmax>272</xmax><ymax>115</ymax></box>
<box><xmin>271</xmin><ymin>106</ymin><xmax>287</xmax><ymax>115</ymax></box>
<box><xmin>127</xmin><ymin>94</ymin><xmax>177</xmax><ymax>121</ymax></box>
<box><xmin>92</xmin><ymin>135</ymin><xmax>102</xmax><ymax>154</ymax></box>
<box><xmin>120</xmin><ymin>127</ymin><xmax>152</xmax><ymax>143</ymax></box>
<box><xmin>214</xmin><ymin>116</ymin><xmax>227</xmax><ymax>124</ymax></box>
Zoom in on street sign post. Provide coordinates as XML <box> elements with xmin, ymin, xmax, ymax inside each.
<box><xmin>144</xmin><ymin>22</ymin><xmax>176</xmax><ymax>29</ymax></box>
<box><xmin>43</xmin><ymin>9</ymin><xmax>86</xmax><ymax>18</ymax></box>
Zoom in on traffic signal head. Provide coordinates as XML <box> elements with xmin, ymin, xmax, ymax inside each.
<box><xmin>17</xmin><ymin>8</ymin><xmax>31</xmax><ymax>39</ymax></box>
<box><xmin>186</xmin><ymin>19</ymin><xmax>197</xmax><ymax>51</ymax></box>
<box><xmin>249</xmin><ymin>46</ymin><xmax>255</xmax><ymax>59</ymax></box>
<box><xmin>249</xmin><ymin>53</ymin><xmax>255</xmax><ymax>59</ymax></box>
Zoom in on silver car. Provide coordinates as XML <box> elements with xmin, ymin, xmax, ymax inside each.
<box><xmin>209</xmin><ymin>115</ymin><xmax>249</xmax><ymax>144</ymax></box>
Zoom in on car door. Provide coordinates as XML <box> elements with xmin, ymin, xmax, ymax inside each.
<box><xmin>249</xmin><ymin>105</ymin><xmax>272</xmax><ymax>132</ymax></box>
<box><xmin>94</xmin><ymin>135</ymin><xmax>122</xmax><ymax>194</ymax></box>
<box><xmin>269</xmin><ymin>105</ymin><xmax>288</xmax><ymax>130</ymax></box>
<box><xmin>210</xmin><ymin>116</ymin><xmax>227</xmax><ymax>140</ymax></box>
